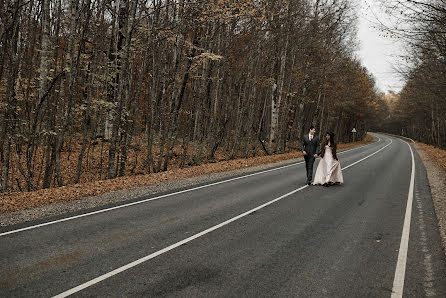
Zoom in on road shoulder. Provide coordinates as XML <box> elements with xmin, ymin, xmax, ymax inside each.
<box><xmin>414</xmin><ymin>143</ymin><xmax>446</xmax><ymax>256</ymax></box>
<box><xmin>0</xmin><ymin>158</ymin><xmax>302</xmax><ymax>228</ymax></box>
<box><xmin>0</xmin><ymin>138</ymin><xmax>375</xmax><ymax>228</ymax></box>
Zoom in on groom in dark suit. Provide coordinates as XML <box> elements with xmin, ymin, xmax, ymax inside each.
<box><xmin>302</xmin><ymin>126</ymin><xmax>320</xmax><ymax>185</ymax></box>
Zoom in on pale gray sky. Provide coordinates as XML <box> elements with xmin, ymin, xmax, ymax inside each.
<box><xmin>356</xmin><ymin>0</ymin><xmax>406</xmax><ymax>93</ymax></box>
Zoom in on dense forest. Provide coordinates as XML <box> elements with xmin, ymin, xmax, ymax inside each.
<box><xmin>370</xmin><ymin>0</ymin><xmax>446</xmax><ymax>149</ymax></box>
<box><xmin>0</xmin><ymin>0</ymin><xmax>378</xmax><ymax>193</ymax></box>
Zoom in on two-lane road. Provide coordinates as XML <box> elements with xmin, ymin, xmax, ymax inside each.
<box><xmin>1</xmin><ymin>134</ymin><xmax>445</xmax><ymax>297</ymax></box>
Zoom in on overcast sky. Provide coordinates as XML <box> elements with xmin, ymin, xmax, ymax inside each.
<box><xmin>356</xmin><ymin>0</ymin><xmax>406</xmax><ymax>93</ymax></box>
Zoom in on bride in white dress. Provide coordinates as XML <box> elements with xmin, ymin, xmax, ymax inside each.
<box><xmin>313</xmin><ymin>132</ymin><xmax>343</xmax><ymax>186</ymax></box>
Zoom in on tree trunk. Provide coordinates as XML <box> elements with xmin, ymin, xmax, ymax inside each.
<box><xmin>53</xmin><ymin>0</ymin><xmax>82</xmax><ymax>187</ymax></box>
<box><xmin>1</xmin><ymin>141</ymin><xmax>11</xmax><ymax>192</ymax></box>
<box><xmin>75</xmin><ymin>59</ymin><xmax>96</xmax><ymax>183</ymax></box>
<box><xmin>39</xmin><ymin>0</ymin><xmax>54</xmax><ymax>189</ymax></box>
<box><xmin>107</xmin><ymin>0</ymin><xmax>128</xmax><ymax>179</ymax></box>
<box><xmin>1</xmin><ymin>4</ymin><xmax>21</xmax><ymax>191</ymax></box>
<box><xmin>118</xmin><ymin>0</ymin><xmax>137</xmax><ymax>177</ymax></box>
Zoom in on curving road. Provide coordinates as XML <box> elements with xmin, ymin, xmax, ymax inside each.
<box><xmin>1</xmin><ymin>134</ymin><xmax>445</xmax><ymax>297</ymax></box>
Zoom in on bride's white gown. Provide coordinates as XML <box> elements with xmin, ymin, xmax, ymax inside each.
<box><xmin>313</xmin><ymin>145</ymin><xmax>344</xmax><ymax>185</ymax></box>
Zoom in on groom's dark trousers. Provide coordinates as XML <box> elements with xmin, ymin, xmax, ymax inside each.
<box><xmin>304</xmin><ymin>155</ymin><xmax>316</xmax><ymax>184</ymax></box>
<box><xmin>302</xmin><ymin>134</ymin><xmax>320</xmax><ymax>184</ymax></box>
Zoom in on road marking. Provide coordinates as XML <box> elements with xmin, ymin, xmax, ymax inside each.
<box><xmin>0</xmin><ymin>138</ymin><xmax>377</xmax><ymax>237</ymax></box>
<box><xmin>53</xmin><ymin>136</ymin><xmax>391</xmax><ymax>297</ymax></box>
<box><xmin>380</xmin><ymin>132</ymin><xmax>415</xmax><ymax>143</ymax></box>
<box><xmin>51</xmin><ymin>184</ymin><xmax>306</xmax><ymax>298</ymax></box>
<box><xmin>391</xmin><ymin>141</ymin><xmax>415</xmax><ymax>298</ymax></box>
<box><xmin>342</xmin><ymin>138</ymin><xmax>392</xmax><ymax>170</ymax></box>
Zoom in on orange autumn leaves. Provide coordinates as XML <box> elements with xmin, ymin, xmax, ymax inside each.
<box><xmin>417</xmin><ymin>143</ymin><xmax>446</xmax><ymax>174</ymax></box>
<box><xmin>1</xmin><ymin>136</ymin><xmax>374</xmax><ymax>214</ymax></box>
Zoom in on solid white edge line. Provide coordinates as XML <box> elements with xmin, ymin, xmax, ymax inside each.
<box><xmin>0</xmin><ymin>137</ymin><xmax>378</xmax><ymax>237</ymax></box>
<box><xmin>391</xmin><ymin>141</ymin><xmax>415</xmax><ymax>297</ymax></box>
<box><xmin>53</xmin><ymin>135</ymin><xmax>391</xmax><ymax>297</ymax></box>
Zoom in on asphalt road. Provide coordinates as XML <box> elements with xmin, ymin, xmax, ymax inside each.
<box><xmin>1</xmin><ymin>134</ymin><xmax>445</xmax><ymax>297</ymax></box>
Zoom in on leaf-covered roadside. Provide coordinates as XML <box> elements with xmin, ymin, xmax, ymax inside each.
<box><xmin>417</xmin><ymin>143</ymin><xmax>446</xmax><ymax>175</ymax></box>
<box><xmin>415</xmin><ymin>142</ymin><xmax>446</xmax><ymax>257</ymax></box>
<box><xmin>0</xmin><ymin>137</ymin><xmax>374</xmax><ymax>214</ymax></box>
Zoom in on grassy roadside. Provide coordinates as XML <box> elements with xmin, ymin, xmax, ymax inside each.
<box><xmin>0</xmin><ymin>135</ymin><xmax>375</xmax><ymax>214</ymax></box>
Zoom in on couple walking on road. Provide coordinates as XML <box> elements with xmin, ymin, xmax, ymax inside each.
<box><xmin>302</xmin><ymin>126</ymin><xmax>344</xmax><ymax>186</ymax></box>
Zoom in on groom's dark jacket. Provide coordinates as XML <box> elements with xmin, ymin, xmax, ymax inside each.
<box><xmin>301</xmin><ymin>134</ymin><xmax>320</xmax><ymax>156</ymax></box>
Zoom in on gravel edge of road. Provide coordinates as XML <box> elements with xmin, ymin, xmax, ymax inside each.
<box><xmin>0</xmin><ymin>157</ymin><xmax>304</xmax><ymax>227</ymax></box>
<box><xmin>414</xmin><ymin>143</ymin><xmax>446</xmax><ymax>256</ymax></box>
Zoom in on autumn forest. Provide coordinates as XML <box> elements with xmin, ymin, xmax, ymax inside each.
<box><xmin>370</xmin><ymin>0</ymin><xmax>446</xmax><ymax>149</ymax></box>
<box><xmin>0</xmin><ymin>0</ymin><xmax>443</xmax><ymax>194</ymax></box>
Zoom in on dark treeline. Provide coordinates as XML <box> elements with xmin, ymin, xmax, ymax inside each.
<box><xmin>0</xmin><ymin>0</ymin><xmax>377</xmax><ymax>193</ymax></box>
<box><xmin>370</xmin><ymin>0</ymin><xmax>446</xmax><ymax>148</ymax></box>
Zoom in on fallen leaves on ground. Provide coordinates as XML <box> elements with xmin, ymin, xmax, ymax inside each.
<box><xmin>0</xmin><ymin>136</ymin><xmax>374</xmax><ymax>214</ymax></box>
<box><xmin>417</xmin><ymin>143</ymin><xmax>446</xmax><ymax>174</ymax></box>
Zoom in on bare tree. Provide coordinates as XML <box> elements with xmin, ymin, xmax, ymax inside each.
<box><xmin>373</xmin><ymin>0</ymin><xmax>446</xmax><ymax>148</ymax></box>
<box><xmin>0</xmin><ymin>0</ymin><xmax>379</xmax><ymax>193</ymax></box>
